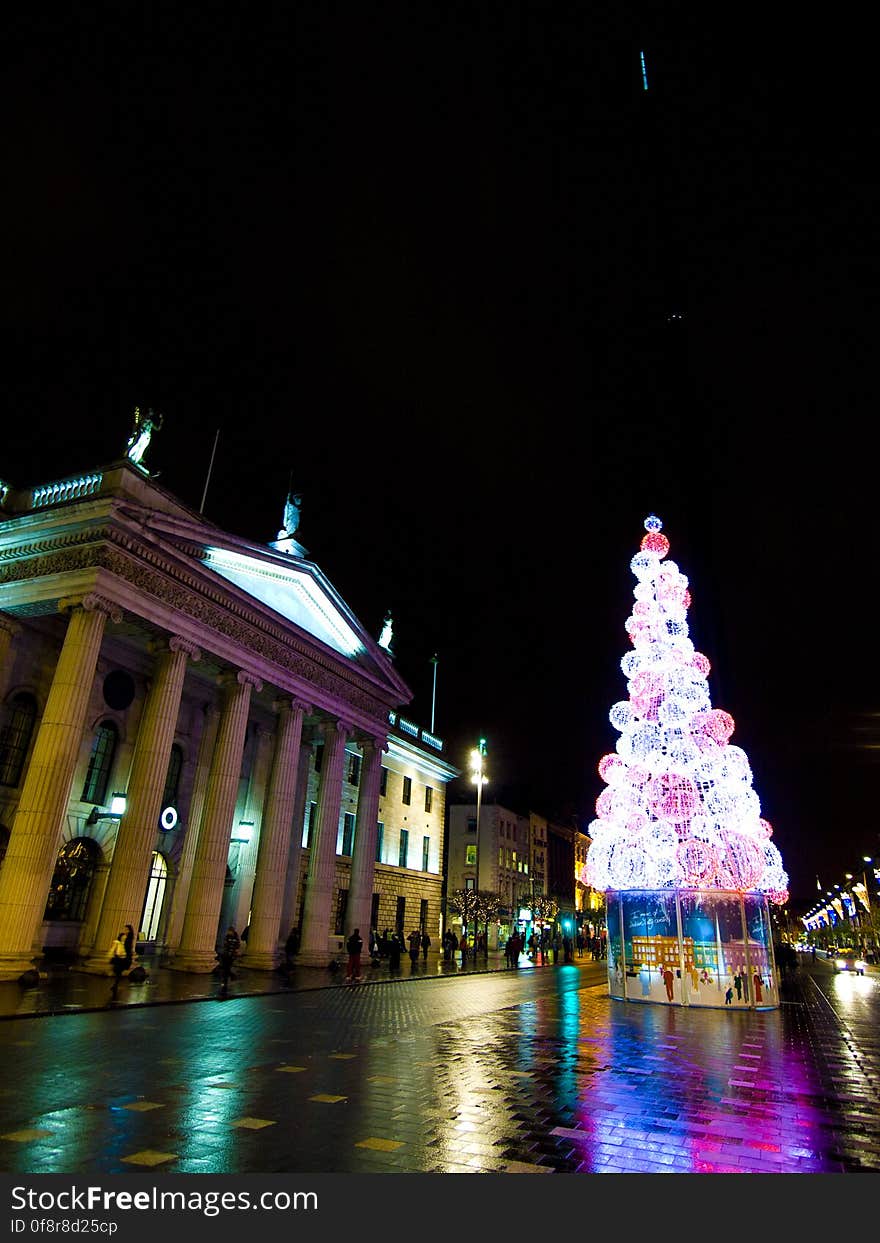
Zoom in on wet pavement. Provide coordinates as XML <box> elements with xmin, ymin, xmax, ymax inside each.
<box><xmin>0</xmin><ymin>957</ymin><xmax>878</xmax><ymax>1174</ymax></box>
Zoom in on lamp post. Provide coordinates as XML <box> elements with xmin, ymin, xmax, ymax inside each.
<box><xmin>469</xmin><ymin>738</ymin><xmax>488</xmax><ymax>957</ymax></box>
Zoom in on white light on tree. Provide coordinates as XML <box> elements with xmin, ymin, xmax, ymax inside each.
<box><xmin>585</xmin><ymin>515</ymin><xmax>789</xmax><ymax>903</ymax></box>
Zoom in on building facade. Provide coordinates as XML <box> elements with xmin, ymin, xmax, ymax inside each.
<box><xmin>0</xmin><ymin>459</ymin><xmax>457</xmax><ymax>979</ymax></box>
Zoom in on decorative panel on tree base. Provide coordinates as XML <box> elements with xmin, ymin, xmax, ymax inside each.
<box><xmin>606</xmin><ymin>889</ymin><xmax>778</xmax><ymax>1009</ymax></box>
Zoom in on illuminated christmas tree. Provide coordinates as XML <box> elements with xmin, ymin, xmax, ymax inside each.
<box><xmin>585</xmin><ymin>515</ymin><xmax>788</xmax><ymax>905</ymax></box>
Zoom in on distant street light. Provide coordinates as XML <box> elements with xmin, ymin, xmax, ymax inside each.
<box><xmin>469</xmin><ymin>738</ymin><xmax>488</xmax><ymax>957</ymax></box>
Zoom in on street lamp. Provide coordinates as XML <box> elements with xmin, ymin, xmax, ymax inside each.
<box><xmin>469</xmin><ymin>738</ymin><xmax>488</xmax><ymax>956</ymax></box>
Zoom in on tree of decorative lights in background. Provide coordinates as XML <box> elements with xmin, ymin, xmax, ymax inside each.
<box><xmin>585</xmin><ymin>516</ymin><xmax>789</xmax><ymax>905</ymax></box>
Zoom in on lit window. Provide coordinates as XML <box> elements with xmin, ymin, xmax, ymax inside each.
<box><xmin>81</xmin><ymin>721</ymin><xmax>118</xmax><ymax>805</ymax></box>
<box><xmin>162</xmin><ymin>744</ymin><xmax>184</xmax><ymax>809</ymax></box>
<box><xmin>398</xmin><ymin>828</ymin><xmax>409</xmax><ymax>869</ymax></box>
<box><xmin>402</xmin><ymin>776</ymin><xmax>412</xmax><ymax>805</ymax></box>
<box><xmin>0</xmin><ymin>692</ymin><xmax>37</xmax><ymax>787</ymax></box>
<box><xmin>140</xmin><ymin>852</ymin><xmax>168</xmax><ymax>940</ymax></box>
<box><xmin>44</xmin><ymin>838</ymin><xmax>99</xmax><ymax>922</ymax></box>
<box><xmin>424</xmin><ymin>786</ymin><xmax>433</xmax><ymax>813</ymax></box>
<box><xmin>340</xmin><ymin>812</ymin><xmax>355</xmax><ymax>856</ymax></box>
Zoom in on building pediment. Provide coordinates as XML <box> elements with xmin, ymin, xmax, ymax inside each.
<box><xmin>0</xmin><ymin>463</ymin><xmax>412</xmax><ymax>715</ymax></box>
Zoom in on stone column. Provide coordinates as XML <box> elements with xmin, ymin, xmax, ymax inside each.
<box><xmin>161</xmin><ymin>702</ymin><xmax>220</xmax><ymax>955</ymax></box>
<box><xmin>297</xmin><ymin>717</ymin><xmax>352</xmax><ymax>966</ymax></box>
<box><xmin>82</xmin><ymin>637</ymin><xmax>201</xmax><ymax>969</ymax></box>
<box><xmin>227</xmin><ymin>723</ymin><xmax>274</xmax><ymax>933</ymax></box>
<box><xmin>244</xmin><ymin>697</ymin><xmax>312</xmax><ymax>969</ymax></box>
<box><xmin>278</xmin><ymin>741</ymin><xmax>312</xmax><ymax>940</ymax></box>
<box><xmin>171</xmin><ymin>669</ymin><xmax>262</xmax><ymax>972</ymax></box>
<box><xmin>0</xmin><ymin>594</ymin><xmax>121</xmax><ymax>979</ymax></box>
<box><xmin>0</xmin><ymin>615</ymin><xmax>18</xmax><ymax>698</ymax></box>
<box><xmin>346</xmin><ymin>735</ymin><xmax>387</xmax><ymax>940</ymax></box>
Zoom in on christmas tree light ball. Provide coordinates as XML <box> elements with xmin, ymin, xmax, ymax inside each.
<box><xmin>644</xmin><ymin>514</ymin><xmax>663</xmax><ymax>532</ymax></box>
<box><xmin>628</xmin><ymin>762</ymin><xmax>651</xmax><ymax>786</ymax></box>
<box><xmin>598</xmin><ymin>753</ymin><xmax>625</xmax><ymax>783</ymax></box>
<box><xmin>691</xmin><ymin>651</ymin><xmax>711</xmax><ymax>676</ymax></box>
<box><xmin>596</xmin><ymin>788</ymin><xmax>615</xmax><ymax>819</ymax></box>
<box><xmin>630</xmin><ymin>723</ymin><xmax>661</xmax><ymax>763</ymax></box>
<box><xmin>677</xmin><ymin>838</ymin><xmax>718</xmax><ymax>886</ymax></box>
<box><xmin>630</xmin><ymin>550</ymin><xmax>660</xmax><ymax>580</ymax></box>
<box><xmin>646</xmin><ymin>820</ymin><xmax>679</xmax><ymax>854</ymax></box>
<box><xmin>621</xmin><ymin>649</ymin><xmax>642</xmax><ymax>678</ymax></box>
<box><xmin>705</xmin><ymin>709</ymin><xmax>735</xmax><ymax>745</ymax></box>
<box><xmin>719</xmin><ymin>831</ymin><xmax>764</xmax><ymax>889</ymax></box>
<box><xmin>641</xmin><ymin>530</ymin><xmax>670</xmax><ymax>557</ymax></box>
<box><xmin>608</xmin><ymin>841</ymin><xmax>652</xmax><ymax>889</ymax></box>
<box><xmin>610</xmin><ymin>701</ymin><xmax>635</xmax><ymax>732</ymax></box>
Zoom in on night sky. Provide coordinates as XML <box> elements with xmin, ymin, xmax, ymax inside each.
<box><xmin>3</xmin><ymin>6</ymin><xmax>877</xmax><ymax>909</ymax></box>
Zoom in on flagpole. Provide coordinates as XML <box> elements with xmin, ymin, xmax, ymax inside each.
<box><xmin>430</xmin><ymin>653</ymin><xmax>439</xmax><ymax>733</ymax></box>
<box><xmin>199</xmin><ymin>428</ymin><xmax>220</xmax><ymax>514</ymax></box>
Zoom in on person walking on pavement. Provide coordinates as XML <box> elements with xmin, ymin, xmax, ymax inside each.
<box><xmin>388</xmin><ymin>931</ymin><xmax>402</xmax><ymax>972</ymax></box>
<box><xmin>218</xmin><ymin>925</ymin><xmax>240</xmax><ymax>992</ymax></box>
<box><xmin>108</xmin><ymin>931</ymin><xmax>127</xmax><ymax>1000</ymax></box>
<box><xmin>408</xmin><ymin>928</ymin><xmax>421</xmax><ymax>965</ymax></box>
<box><xmin>346</xmin><ymin>927</ymin><xmax>363</xmax><ymax>982</ymax></box>
<box><xmin>420</xmin><ymin>930</ymin><xmax>431</xmax><ymax>961</ymax></box>
<box><xmin>123</xmin><ymin>924</ymin><xmax>135</xmax><ymax>972</ymax></box>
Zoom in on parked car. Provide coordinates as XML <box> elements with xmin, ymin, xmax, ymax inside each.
<box><xmin>834</xmin><ymin>953</ymin><xmax>866</xmax><ymax>975</ymax></box>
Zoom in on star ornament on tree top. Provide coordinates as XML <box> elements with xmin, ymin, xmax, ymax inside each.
<box><xmin>585</xmin><ymin>515</ymin><xmax>789</xmax><ymax>905</ymax></box>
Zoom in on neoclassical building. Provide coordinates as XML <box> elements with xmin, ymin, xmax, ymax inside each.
<box><xmin>0</xmin><ymin>458</ymin><xmax>458</xmax><ymax>980</ymax></box>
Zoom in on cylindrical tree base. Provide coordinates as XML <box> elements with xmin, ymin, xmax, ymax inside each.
<box><xmin>605</xmin><ymin>888</ymin><xmax>779</xmax><ymax>1009</ymax></box>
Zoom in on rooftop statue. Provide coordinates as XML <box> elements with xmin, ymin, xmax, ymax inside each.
<box><xmin>378</xmin><ymin>611</ymin><xmax>394</xmax><ymax>651</ymax></box>
<box><xmin>125</xmin><ymin>407</ymin><xmax>163</xmax><ymax>468</ymax></box>
<box><xmin>279</xmin><ymin>491</ymin><xmax>302</xmax><ymax>539</ymax></box>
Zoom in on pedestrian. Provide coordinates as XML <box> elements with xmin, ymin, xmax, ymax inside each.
<box><xmin>420</xmin><ymin>930</ymin><xmax>431</xmax><ymax>960</ymax></box>
<box><xmin>122</xmin><ymin>924</ymin><xmax>135</xmax><ymax>971</ymax></box>
<box><xmin>563</xmin><ymin>934</ymin><xmax>573</xmax><ymax>963</ymax></box>
<box><xmin>218</xmin><ymin>925</ymin><xmax>240</xmax><ymax>989</ymax></box>
<box><xmin>662</xmin><ymin>965</ymin><xmax>675</xmax><ymax>1001</ymax></box>
<box><xmin>442</xmin><ymin>930</ymin><xmax>452</xmax><ymax>962</ymax></box>
<box><xmin>448</xmin><ymin>930</ymin><xmax>459</xmax><ymax>964</ymax></box>
<box><xmin>388</xmin><ymin>931</ymin><xmax>402</xmax><ymax>972</ymax></box>
<box><xmin>108</xmin><ymin>931</ymin><xmax>127</xmax><ymax>999</ymax></box>
<box><xmin>346</xmin><ymin>927</ymin><xmax>363</xmax><ymax>982</ymax></box>
<box><xmin>576</xmin><ymin>931</ymin><xmax>584</xmax><ymax>958</ymax></box>
<box><xmin>725</xmin><ymin>984</ymin><xmax>734</xmax><ymax>1005</ymax></box>
<box><xmin>811</xmin><ymin>945</ymin><xmax>817</xmax><ymax>964</ymax></box>
<box><xmin>528</xmin><ymin>932</ymin><xmax>537</xmax><ymax>962</ymax></box>
<box><xmin>284</xmin><ymin>926</ymin><xmax>299</xmax><ymax>968</ymax></box>
<box><xmin>408</xmin><ymin>928</ymin><xmax>421</xmax><ymax>964</ymax></box>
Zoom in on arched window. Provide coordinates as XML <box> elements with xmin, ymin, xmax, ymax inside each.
<box><xmin>81</xmin><ymin>720</ymin><xmax>118</xmax><ymax>805</ymax></box>
<box><xmin>162</xmin><ymin>744</ymin><xmax>184</xmax><ymax>809</ymax></box>
<box><xmin>139</xmin><ymin>851</ymin><xmax>168</xmax><ymax>941</ymax></box>
<box><xmin>0</xmin><ymin>692</ymin><xmax>38</xmax><ymax>788</ymax></box>
<box><xmin>44</xmin><ymin>838</ymin><xmax>99</xmax><ymax>922</ymax></box>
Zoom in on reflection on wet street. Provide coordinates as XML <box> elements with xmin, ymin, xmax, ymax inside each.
<box><xmin>1</xmin><ymin>963</ymin><xmax>877</xmax><ymax>1173</ymax></box>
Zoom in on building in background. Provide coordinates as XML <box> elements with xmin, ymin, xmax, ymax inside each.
<box><xmin>0</xmin><ymin>456</ymin><xmax>457</xmax><ymax>979</ymax></box>
<box><xmin>445</xmin><ymin>802</ymin><xmax>583</xmax><ymax>949</ymax></box>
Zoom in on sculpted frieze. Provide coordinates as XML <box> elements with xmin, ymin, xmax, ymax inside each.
<box><xmin>1</xmin><ymin>539</ymin><xmax>392</xmax><ymax>717</ymax></box>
